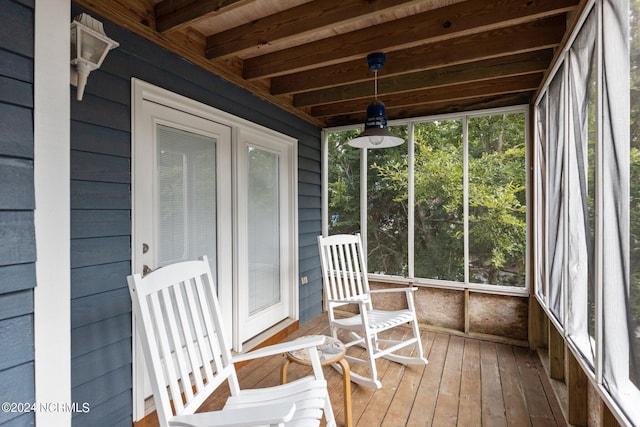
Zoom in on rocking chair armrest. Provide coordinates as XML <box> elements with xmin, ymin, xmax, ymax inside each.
<box><xmin>327</xmin><ymin>296</ymin><xmax>371</xmax><ymax>305</ymax></box>
<box><xmin>170</xmin><ymin>402</ymin><xmax>295</xmax><ymax>427</ymax></box>
<box><xmin>369</xmin><ymin>287</ymin><xmax>418</xmax><ymax>295</ymax></box>
<box><xmin>231</xmin><ymin>335</ymin><xmax>325</xmax><ymax>364</ymax></box>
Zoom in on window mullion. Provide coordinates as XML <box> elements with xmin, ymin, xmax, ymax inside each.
<box><xmin>408</xmin><ymin>121</ymin><xmax>415</xmax><ymax>279</ymax></box>
<box><xmin>463</xmin><ymin>116</ymin><xmax>469</xmax><ymax>285</ymax></box>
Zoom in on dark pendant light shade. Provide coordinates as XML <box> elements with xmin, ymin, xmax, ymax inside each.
<box><xmin>348</xmin><ymin>53</ymin><xmax>404</xmax><ymax>149</ymax></box>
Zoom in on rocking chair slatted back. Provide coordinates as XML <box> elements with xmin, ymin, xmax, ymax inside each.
<box><xmin>128</xmin><ymin>257</ymin><xmax>239</xmax><ymax>426</ymax></box>
<box><xmin>318</xmin><ymin>233</ymin><xmax>370</xmax><ymax>304</ymax></box>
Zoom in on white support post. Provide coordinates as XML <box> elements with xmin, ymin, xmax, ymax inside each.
<box><xmin>34</xmin><ymin>0</ymin><xmax>72</xmax><ymax>426</ymax></box>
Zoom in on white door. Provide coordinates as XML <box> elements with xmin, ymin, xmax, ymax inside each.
<box><xmin>235</xmin><ymin>129</ymin><xmax>297</xmax><ymax>347</ymax></box>
<box><xmin>132</xmin><ymin>86</ymin><xmax>232</xmax><ymax>416</ymax></box>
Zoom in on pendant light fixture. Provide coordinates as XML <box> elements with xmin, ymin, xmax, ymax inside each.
<box><xmin>348</xmin><ymin>52</ymin><xmax>404</xmax><ymax>149</ymax></box>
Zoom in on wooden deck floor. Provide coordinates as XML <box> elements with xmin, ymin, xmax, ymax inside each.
<box><xmin>206</xmin><ymin>314</ymin><xmax>566</xmax><ymax>427</ymax></box>
<box><xmin>141</xmin><ymin>313</ymin><xmax>566</xmax><ymax>427</ymax></box>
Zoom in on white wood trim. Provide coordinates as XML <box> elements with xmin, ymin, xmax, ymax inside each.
<box><xmin>33</xmin><ymin>0</ymin><xmax>72</xmax><ymax>426</ymax></box>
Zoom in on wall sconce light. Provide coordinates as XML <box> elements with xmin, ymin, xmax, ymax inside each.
<box><xmin>348</xmin><ymin>52</ymin><xmax>404</xmax><ymax>149</ymax></box>
<box><xmin>70</xmin><ymin>13</ymin><xmax>119</xmax><ymax>101</ymax></box>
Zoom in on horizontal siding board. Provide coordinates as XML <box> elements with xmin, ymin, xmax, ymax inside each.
<box><xmin>0</xmin><ymin>103</ymin><xmax>34</xmax><ymax>159</ymax></box>
<box><xmin>0</xmin><ymin>157</ymin><xmax>34</xmax><ymax>209</ymax></box>
<box><xmin>71</xmin><ymin>365</ymin><xmax>131</xmax><ymax>411</ymax></box>
<box><xmin>298</xmin><ymin>182</ymin><xmax>320</xmax><ymax>198</ymax></box>
<box><xmin>297</xmin><ymin>143</ymin><xmax>320</xmax><ymax>160</ymax></box>
<box><xmin>299</xmin><ymin>244</ymin><xmax>319</xmax><ymax>261</ymax></box>
<box><xmin>0</xmin><ymin>289</ymin><xmax>33</xmax><ymax>321</ymax></box>
<box><xmin>298</xmin><ymin>195</ymin><xmax>321</xmax><ymax>210</ymax></box>
<box><xmin>0</xmin><ymin>263</ymin><xmax>35</xmax><ymax>294</ymax></box>
<box><xmin>0</xmin><ymin>362</ymin><xmax>35</xmax><ymax>425</ymax></box>
<box><xmin>71</xmin><ymin>120</ymin><xmax>130</xmax><ymax>158</ymax></box>
<box><xmin>71</xmin><ymin>209</ymin><xmax>130</xmax><ymax>239</ymax></box>
<box><xmin>299</xmin><ymin>256</ymin><xmax>322</xmax><ymax>275</ymax></box>
<box><xmin>76</xmin><ymin>69</ymin><xmax>130</xmax><ymax>106</ymax></box>
<box><xmin>0</xmin><ymin>0</ymin><xmax>34</xmax><ymax>58</ymax></box>
<box><xmin>299</xmin><ymin>232</ymin><xmax>322</xmax><ymax>250</ymax></box>
<box><xmin>298</xmin><ymin>169</ymin><xmax>320</xmax><ymax>185</ymax></box>
<box><xmin>72</xmin><ymin>339</ymin><xmax>131</xmax><ymax>388</ymax></box>
<box><xmin>71</xmin><ymin>390</ymin><xmax>131</xmax><ymax>427</ymax></box>
<box><xmin>71</xmin><ymin>261</ymin><xmax>131</xmax><ymax>299</ymax></box>
<box><xmin>0</xmin><ymin>315</ymin><xmax>34</xmax><ymax>371</ymax></box>
<box><xmin>71</xmin><ymin>287</ymin><xmax>131</xmax><ymax>327</ymax></box>
<box><xmin>298</xmin><ymin>157</ymin><xmax>321</xmax><ymax>174</ymax></box>
<box><xmin>70</xmin><ymin>151</ymin><xmax>130</xmax><ymax>183</ymax></box>
<box><xmin>71</xmin><ymin>313</ymin><xmax>131</xmax><ymax>358</ymax></box>
<box><xmin>0</xmin><ymin>211</ymin><xmax>35</xmax><ymax>266</ymax></box>
<box><xmin>70</xmin><ymin>93</ymin><xmax>129</xmax><ymax>132</ymax></box>
<box><xmin>299</xmin><ymin>208</ymin><xmax>321</xmax><ymax>221</ymax></box>
<box><xmin>71</xmin><ymin>181</ymin><xmax>130</xmax><ymax>210</ymax></box>
<box><xmin>0</xmin><ymin>75</ymin><xmax>32</xmax><ymax>107</ymax></box>
<box><xmin>1</xmin><ymin>412</ymin><xmax>34</xmax><ymax>427</ymax></box>
<box><xmin>0</xmin><ymin>49</ymin><xmax>33</xmax><ymax>83</ymax></box>
<box><xmin>71</xmin><ymin>236</ymin><xmax>130</xmax><ymax>268</ymax></box>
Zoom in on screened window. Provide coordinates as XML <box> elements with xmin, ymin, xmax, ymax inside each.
<box><xmin>414</xmin><ymin>119</ymin><xmax>464</xmax><ymax>282</ymax></box>
<box><xmin>534</xmin><ymin>0</ymin><xmax>640</xmax><ymax>424</ymax></box>
<box><xmin>325</xmin><ymin>107</ymin><xmax>528</xmax><ymax>292</ymax></box>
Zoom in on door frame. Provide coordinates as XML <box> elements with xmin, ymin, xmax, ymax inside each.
<box><xmin>130</xmin><ymin>79</ymin><xmax>299</xmax><ymax>420</ymax></box>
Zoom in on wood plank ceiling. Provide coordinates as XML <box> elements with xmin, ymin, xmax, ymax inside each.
<box><xmin>74</xmin><ymin>0</ymin><xmax>583</xmax><ymax>128</ymax></box>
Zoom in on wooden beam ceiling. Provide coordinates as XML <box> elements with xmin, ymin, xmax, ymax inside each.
<box><xmin>74</xmin><ymin>0</ymin><xmax>584</xmax><ymax>127</ymax></box>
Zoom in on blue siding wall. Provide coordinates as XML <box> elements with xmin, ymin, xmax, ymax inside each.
<box><xmin>0</xmin><ymin>0</ymin><xmax>35</xmax><ymax>426</ymax></box>
<box><xmin>69</xmin><ymin>4</ymin><xmax>323</xmax><ymax>425</ymax></box>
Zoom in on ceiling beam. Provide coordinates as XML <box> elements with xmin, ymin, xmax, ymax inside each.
<box><xmin>273</xmin><ymin>15</ymin><xmax>565</xmax><ymax>96</ymax></box>
<box><xmin>324</xmin><ymin>92</ymin><xmax>533</xmax><ymax>127</ymax></box>
<box><xmin>309</xmin><ymin>73</ymin><xmax>543</xmax><ymax>117</ymax></box>
<box><xmin>205</xmin><ymin>0</ymin><xmax>425</xmax><ymax>60</ymax></box>
<box><xmin>242</xmin><ymin>0</ymin><xmax>578</xmax><ymax>79</ymax></box>
<box><xmin>294</xmin><ymin>49</ymin><xmax>553</xmax><ymax>108</ymax></box>
<box><xmin>156</xmin><ymin>0</ymin><xmax>252</xmax><ymax>33</ymax></box>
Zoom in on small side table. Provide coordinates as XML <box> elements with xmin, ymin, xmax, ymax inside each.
<box><xmin>281</xmin><ymin>335</ymin><xmax>352</xmax><ymax>427</ymax></box>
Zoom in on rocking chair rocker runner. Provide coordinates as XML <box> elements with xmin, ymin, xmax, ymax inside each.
<box><xmin>317</xmin><ymin>233</ymin><xmax>428</xmax><ymax>389</ymax></box>
<box><xmin>127</xmin><ymin>256</ymin><xmax>336</xmax><ymax>427</ymax></box>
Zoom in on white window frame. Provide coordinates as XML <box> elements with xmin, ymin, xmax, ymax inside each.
<box><xmin>323</xmin><ymin>105</ymin><xmax>530</xmax><ymax>297</ymax></box>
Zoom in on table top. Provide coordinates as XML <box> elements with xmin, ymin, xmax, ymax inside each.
<box><xmin>287</xmin><ymin>335</ymin><xmax>346</xmax><ymax>366</ymax></box>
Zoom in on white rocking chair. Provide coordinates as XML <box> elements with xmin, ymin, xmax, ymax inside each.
<box><xmin>317</xmin><ymin>233</ymin><xmax>427</xmax><ymax>389</ymax></box>
<box><xmin>127</xmin><ymin>256</ymin><xmax>336</xmax><ymax>427</ymax></box>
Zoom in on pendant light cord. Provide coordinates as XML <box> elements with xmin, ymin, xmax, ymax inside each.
<box><xmin>374</xmin><ymin>69</ymin><xmax>378</xmax><ymax>99</ymax></box>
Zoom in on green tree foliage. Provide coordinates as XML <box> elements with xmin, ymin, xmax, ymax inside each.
<box><xmin>327</xmin><ymin>130</ymin><xmax>361</xmax><ymax>235</ymax></box>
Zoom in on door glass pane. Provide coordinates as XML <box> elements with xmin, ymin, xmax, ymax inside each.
<box><xmin>247</xmin><ymin>146</ymin><xmax>280</xmax><ymax>315</ymax></box>
<box><xmin>414</xmin><ymin>119</ymin><xmax>464</xmax><ymax>281</ymax></box>
<box><xmin>157</xmin><ymin>125</ymin><xmax>217</xmax><ymax>277</ymax></box>
<box><xmin>468</xmin><ymin>112</ymin><xmax>527</xmax><ymax>287</ymax></box>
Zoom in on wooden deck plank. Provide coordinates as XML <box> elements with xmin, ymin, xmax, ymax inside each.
<box><xmin>357</xmin><ymin>327</ymin><xmax>410</xmax><ymax>426</ymax></box>
<box><xmin>432</xmin><ymin>334</ymin><xmax>464</xmax><ymax>426</ymax></box>
<box><xmin>457</xmin><ymin>338</ymin><xmax>482</xmax><ymax>426</ymax></box>
<box><xmin>480</xmin><ymin>340</ymin><xmax>508</xmax><ymax>426</ymax></box>
<box><xmin>406</xmin><ymin>333</ymin><xmax>451</xmax><ymax>426</ymax></box>
<box><xmin>381</xmin><ymin>330</ymin><xmax>434</xmax><ymax>426</ymax></box>
<box><xmin>497</xmin><ymin>343</ymin><xmax>530</xmax><ymax>426</ymax></box>
<box><xmin>514</xmin><ymin>346</ymin><xmax>565</xmax><ymax>426</ymax></box>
